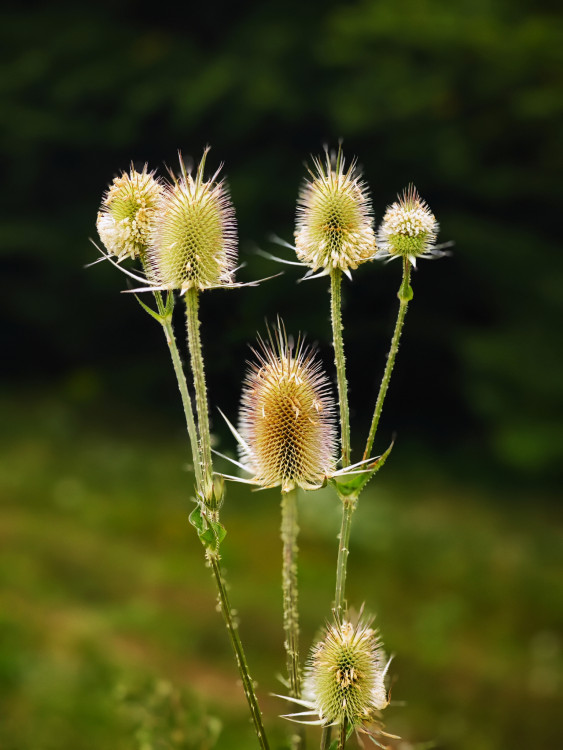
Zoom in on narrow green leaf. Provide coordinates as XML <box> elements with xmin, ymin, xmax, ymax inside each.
<box><xmin>134</xmin><ymin>294</ymin><xmax>164</xmax><ymax>323</ymax></box>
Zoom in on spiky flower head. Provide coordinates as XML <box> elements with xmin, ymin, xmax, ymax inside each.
<box><xmin>238</xmin><ymin>325</ymin><xmax>337</xmax><ymax>492</ymax></box>
<box><xmin>377</xmin><ymin>184</ymin><xmax>439</xmax><ymax>265</ymax></box>
<box><xmin>302</xmin><ymin>616</ymin><xmax>389</xmax><ymax>729</ymax></box>
<box><xmin>96</xmin><ymin>166</ymin><xmax>163</xmax><ymax>261</ymax></box>
<box><xmin>147</xmin><ymin>149</ymin><xmax>237</xmax><ymax>292</ymax></box>
<box><xmin>294</xmin><ymin>147</ymin><xmax>376</xmax><ymax>273</ymax></box>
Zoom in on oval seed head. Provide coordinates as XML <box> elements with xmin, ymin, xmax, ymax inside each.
<box><xmin>294</xmin><ymin>148</ymin><xmax>376</xmax><ymax>272</ymax></box>
<box><xmin>378</xmin><ymin>184</ymin><xmax>439</xmax><ymax>262</ymax></box>
<box><xmin>148</xmin><ymin>150</ymin><xmax>237</xmax><ymax>291</ymax></box>
<box><xmin>96</xmin><ymin>166</ymin><xmax>163</xmax><ymax>261</ymax></box>
<box><xmin>303</xmin><ymin>617</ymin><xmax>389</xmax><ymax>729</ymax></box>
<box><xmin>239</xmin><ymin>325</ymin><xmax>337</xmax><ymax>492</ymax></box>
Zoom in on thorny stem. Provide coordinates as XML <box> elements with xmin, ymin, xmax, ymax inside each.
<box><xmin>156</xmin><ymin>295</ymin><xmax>203</xmax><ymax>494</ymax></box>
<box><xmin>320</xmin><ymin>726</ymin><xmax>332</xmax><ymax>750</ymax></box>
<box><xmin>338</xmin><ymin>719</ymin><xmax>348</xmax><ymax>750</ymax></box>
<box><xmin>184</xmin><ymin>288</ymin><xmax>214</xmax><ymax>502</ymax></box>
<box><xmin>333</xmin><ymin>496</ymin><xmax>356</xmax><ymax>621</ymax></box>
<box><xmin>281</xmin><ymin>488</ymin><xmax>303</xmax><ymax>749</ymax></box>
<box><xmin>330</xmin><ymin>268</ymin><xmax>351</xmax><ymax>468</ymax></box>
<box><xmin>209</xmin><ymin>553</ymin><xmax>270</xmax><ymax>750</ymax></box>
<box><xmin>363</xmin><ymin>258</ymin><xmax>412</xmax><ymax>461</ymax></box>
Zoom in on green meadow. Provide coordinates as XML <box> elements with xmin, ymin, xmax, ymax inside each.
<box><xmin>1</xmin><ymin>391</ymin><xmax>560</xmax><ymax>749</ymax></box>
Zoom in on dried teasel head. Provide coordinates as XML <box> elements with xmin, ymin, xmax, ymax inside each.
<box><xmin>238</xmin><ymin>324</ymin><xmax>337</xmax><ymax>492</ymax></box>
<box><xmin>294</xmin><ymin>146</ymin><xmax>376</xmax><ymax>273</ymax></box>
<box><xmin>295</xmin><ymin>614</ymin><xmax>391</xmax><ymax>735</ymax></box>
<box><xmin>96</xmin><ymin>165</ymin><xmax>163</xmax><ymax>261</ymax></box>
<box><xmin>377</xmin><ymin>184</ymin><xmax>440</xmax><ymax>266</ymax></box>
<box><xmin>147</xmin><ymin>149</ymin><xmax>237</xmax><ymax>292</ymax></box>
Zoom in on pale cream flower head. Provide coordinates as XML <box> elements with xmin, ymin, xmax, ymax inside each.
<box><xmin>294</xmin><ymin>147</ymin><xmax>376</xmax><ymax>273</ymax></box>
<box><xmin>96</xmin><ymin>165</ymin><xmax>163</xmax><ymax>261</ymax></box>
<box><xmin>147</xmin><ymin>149</ymin><xmax>238</xmax><ymax>292</ymax></box>
<box><xmin>238</xmin><ymin>323</ymin><xmax>337</xmax><ymax>492</ymax></box>
<box><xmin>377</xmin><ymin>184</ymin><xmax>440</xmax><ymax>266</ymax></box>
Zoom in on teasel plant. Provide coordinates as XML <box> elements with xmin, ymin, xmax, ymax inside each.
<box><xmin>92</xmin><ymin>149</ymin><xmax>273</xmax><ymax>750</ymax></box>
<box><xmin>91</xmin><ymin>144</ymin><xmax>447</xmax><ymax>750</ymax></box>
<box><xmin>257</xmin><ymin>145</ymin><xmax>448</xmax><ymax>748</ymax></box>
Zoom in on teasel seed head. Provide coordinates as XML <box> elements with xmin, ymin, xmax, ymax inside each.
<box><xmin>377</xmin><ymin>184</ymin><xmax>439</xmax><ymax>264</ymax></box>
<box><xmin>238</xmin><ymin>324</ymin><xmax>337</xmax><ymax>492</ymax></box>
<box><xmin>303</xmin><ymin>615</ymin><xmax>390</xmax><ymax>729</ymax></box>
<box><xmin>96</xmin><ymin>166</ymin><xmax>163</xmax><ymax>261</ymax></box>
<box><xmin>294</xmin><ymin>147</ymin><xmax>376</xmax><ymax>273</ymax></box>
<box><xmin>147</xmin><ymin>149</ymin><xmax>237</xmax><ymax>292</ymax></box>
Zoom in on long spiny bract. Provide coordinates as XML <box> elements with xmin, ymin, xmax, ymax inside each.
<box><xmin>238</xmin><ymin>325</ymin><xmax>337</xmax><ymax>492</ymax></box>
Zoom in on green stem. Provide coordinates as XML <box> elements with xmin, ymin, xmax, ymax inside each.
<box><xmin>333</xmin><ymin>496</ymin><xmax>356</xmax><ymax>621</ymax></box>
<box><xmin>209</xmin><ymin>553</ymin><xmax>270</xmax><ymax>750</ymax></box>
<box><xmin>363</xmin><ymin>258</ymin><xmax>412</xmax><ymax>461</ymax></box>
<box><xmin>184</xmin><ymin>288</ymin><xmax>214</xmax><ymax>502</ymax></box>
<box><xmin>320</xmin><ymin>726</ymin><xmax>332</xmax><ymax>750</ymax></box>
<box><xmin>337</xmin><ymin>720</ymin><xmax>347</xmax><ymax>750</ymax></box>
<box><xmin>159</xmin><ymin>309</ymin><xmax>203</xmax><ymax>494</ymax></box>
<box><xmin>330</xmin><ymin>268</ymin><xmax>351</xmax><ymax>468</ymax></box>
<box><xmin>280</xmin><ymin>488</ymin><xmax>301</xmax><ymax>696</ymax></box>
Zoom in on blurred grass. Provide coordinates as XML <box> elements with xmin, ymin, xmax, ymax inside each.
<box><xmin>0</xmin><ymin>391</ymin><xmax>561</xmax><ymax>749</ymax></box>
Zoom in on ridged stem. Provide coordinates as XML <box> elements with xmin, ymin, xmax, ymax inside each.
<box><xmin>330</xmin><ymin>268</ymin><xmax>351</xmax><ymax>468</ymax></box>
<box><xmin>209</xmin><ymin>553</ymin><xmax>270</xmax><ymax>750</ymax></box>
<box><xmin>281</xmin><ymin>487</ymin><xmax>302</xmax><ymax>749</ymax></box>
<box><xmin>333</xmin><ymin>496</ymin><xmax>356</xmax><ymax>621</ymax></box>
<box><xmin>320</xmin><ymin>726</ymin><xmax>332</xmax><ymax>749</ymax></box>
<box><xmin>363</xmin><ymin>258</ymin><xmax>412</xmax><ymax>461</ymax></box>
<box><xmin>184</xmin><ymin>288</ymin><xmax>214</xmax><ymax>502</ymax></box>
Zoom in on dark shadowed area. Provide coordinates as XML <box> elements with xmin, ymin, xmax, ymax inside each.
<box><xmin>1</xmin><ymin>1</ymin><xmax>562</xmax><ymax>748</ymax></box>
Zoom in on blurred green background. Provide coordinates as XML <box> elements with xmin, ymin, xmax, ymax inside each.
<box><xmin>1</xmin><ymin>0</ymin><xmax>562</xmax><ymax>748</ymax></box>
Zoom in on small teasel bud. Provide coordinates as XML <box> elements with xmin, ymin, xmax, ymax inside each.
<box><xmin>303</xmin><ymin>616</ymin><xmax>389</xmax><ymax>729</ymax></box>
<box><xmin>96</xmin><ymin>165</ymin><xmax>163</xmax><ymax>261</ymax></box>
<box><xmin>147</xmin><ymin>149</ymin><xmax>237</xmax><ymax>292</ymax></box>
<box><xmin>377</xmin><ymin>184</ymin><xmax>439</xmax><ymax>263</ymax></box>
<box><xmin>238</xmin><ymin>324</ymin><xmax>337</xmax><ymax>492</ymax></box>
<box><xmin>294</xmin><ymin>146</ymin><xmax>376</xmax><ymax>272</ymax></box>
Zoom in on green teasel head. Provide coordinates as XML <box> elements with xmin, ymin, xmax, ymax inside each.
<box><xmin>294</xmin><ymin>147</ymin><xmax>376</xmax><ymax>273</ymax></box>
<box><xmin>302</xmin><ymin>615</ymin><xmax>390</xmax><ymax>728</ymax></box>
<box><xmin>96</xmin><ymin>165</ymin><xmax>163</xmax><ymax>261</ymax></box>
<box><xmin>148</xmin><ymin>149</ymin><xmax>238</xmax><ymax>292</ymax></box>
<box><xmin>377</xmin><ymin>184</ymin><xmax>439</xmax><ymax>264</ymax></box>
<box><xmin>238</xmin><ymin>323</ymin><xmax>337</xmax><ymax>492</ymax></box>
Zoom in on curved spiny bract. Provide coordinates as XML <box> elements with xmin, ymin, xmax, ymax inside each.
<box><xmin>239</xmin><ymin>325</ymin><xmax>337</xmax><ymax>492</ymax></box>
<box><xmin>96</xmin><ymin>165</ymin><xmax>163</xmax><ymax>261</ymax></box>
<box><xmin>295</xmin><ymin>147</ymin><xmax>376</xmax><ymax>273</ymax></box>
<box><xmin>148</xmin><ymin>150</ymin><xmax>238</xmax><ymax>291</ymax></box>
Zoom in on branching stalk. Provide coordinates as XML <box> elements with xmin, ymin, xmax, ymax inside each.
<box><xmin>209</xmin><ymin>553</ymin><xmax>270</xmax><ymax>750</ymax></box>
<box><xmin>363</xmin><ymin>258</ymin><xmax>412</xmax><ymax>460</ymax></box>
<box><xmin>184</xmin><ymin>288</ymin><xmax>214</xmax><ymax>501</ymax></box>
<box><xmin>330</xmin><ymin>268</ymin><xmax>351</xmax><ymax>468</ymax></box>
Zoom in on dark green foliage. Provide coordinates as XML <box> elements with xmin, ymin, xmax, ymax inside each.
<box><xmin>1</xmin><ymin>0</ymin><xmax>562</xmax><ymax>481</ymax></box>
